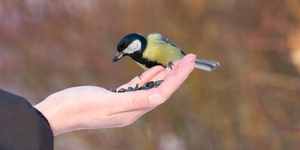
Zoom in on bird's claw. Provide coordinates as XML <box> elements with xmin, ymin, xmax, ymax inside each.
<box><xmin>168</xmin><ymin>61</ymin><xmax>175</xmax><ymax>70</ymax></box>
<box><xmin>137</xmin><ymin>72</ymin><xmax>144</xmax><ymax>80</ymax></box>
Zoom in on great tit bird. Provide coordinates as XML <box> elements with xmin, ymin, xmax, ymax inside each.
<box><xmin>112</xmin><ymin>33</ymin><xmax>220</xmax><ymax>71</ymax></box>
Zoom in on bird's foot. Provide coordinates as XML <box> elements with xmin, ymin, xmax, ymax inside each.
<box><xmin>137</xmin><ymin>71</ymin><xmax>144</xmax><ymax>80</ymax></box>
<box><xmin>168</xmin><ymin>61</ymin><xmax>175</xmax><ymax>70</ymax></box>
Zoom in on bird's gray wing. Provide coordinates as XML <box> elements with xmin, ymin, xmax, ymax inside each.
<box><xmin>160</xmin><ymin>37</ymin><xmax>186</xmax><ymax>55</ymax></box>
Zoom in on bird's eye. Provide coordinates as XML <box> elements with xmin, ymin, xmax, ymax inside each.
<box><xmin>121</xmin><ymin>44</ymin><xmax>127</xmax><ymax>50</ymax></box>
<box><xmin>118</xmin><ymin>43</ymin><xmax>126</xmax><ymax>51</ymax></box>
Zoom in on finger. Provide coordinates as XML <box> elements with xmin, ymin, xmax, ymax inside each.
<box><xmin>150</xmin><ymin>67</ymin><xmax>173</xmax><ymax>81</ymax></box>
<box><xmin>117</xmin><ymin>66</ymin><xmax>164</xmax><ymax>90</ymax></box>
<box><xmin>149</xmin><ymin>60</ymin><xmax>182</xmax><ymax>81</ymax></box>
<box><xmin>163</xmin><ymin>54</ymin><xmax>196</xmax><ymax>79</ymax></box>
<box><xmin>109</xmin><ymin>90</ymin><xmax>166</xmax><ymax>113</ymax></box>
<box><xmin>151</xmin><ymin>54</ymin><xmax>196</xmax><ymax>81</ymax></box>
<box><xmin>129</xmin><ymin>65</ymin><xmax>164</xmax><ymax>84</ymax></box>
<box><xmin>152</xmin><ymin>62</ymin><xmax>195</xmax><ymax>99</ymax></box>
<box><xmin>177</xmin><ymin>54</ymin><xmax>196</xmax><ymax>68</ymax></box>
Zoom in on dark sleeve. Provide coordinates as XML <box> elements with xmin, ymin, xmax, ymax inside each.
<box><xmin>0</xmin><ymin>89</ymin><xmax>54</xmax><ymax>150</ymax></box>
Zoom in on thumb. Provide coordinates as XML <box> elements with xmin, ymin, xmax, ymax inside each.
<box><xmin>111</xmin><ymin>91</ymin><xmax>166</xmax><ymax>112</ymax></box>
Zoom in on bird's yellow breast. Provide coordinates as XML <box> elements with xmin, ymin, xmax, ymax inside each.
<box><xmin>142</xmin><ymin>33</ymin><xmax>183</xmax><ymax>67</ymax></box>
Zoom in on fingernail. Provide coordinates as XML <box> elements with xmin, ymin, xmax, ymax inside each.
<box><xmin>149</xmin><ymin>93</ymin><xmax>166</xmax><ymax>105</ymax></box>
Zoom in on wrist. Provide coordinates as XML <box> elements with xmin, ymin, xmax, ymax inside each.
<box><xmin>33</xmin><ymin>108</ymin><xmax>50</xmax><ymax>126</ymax></box>
<box><xmin>34</xmin><ymin>103</ymin><xmax>59</xmax><ymax>136</ymax></box>
<box><xmin>34</xmin><ymin>94</ymin><xmax>73</xmax><ymax>136</ymax></box>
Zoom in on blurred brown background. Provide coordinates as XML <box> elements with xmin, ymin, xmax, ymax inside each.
<box><xmin>1</xmin><ymin>0</ymin><xmax>300</xmax><ymax>149</ymax></box>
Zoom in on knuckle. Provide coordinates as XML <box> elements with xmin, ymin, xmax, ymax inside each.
<box><xmin>131</xmin><ymin>96</ymin><xmax>144</xmax><ymax>109</ymax></box>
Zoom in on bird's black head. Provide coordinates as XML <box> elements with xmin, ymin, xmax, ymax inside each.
<box><xmin>112</xmin><ymin>33</ymin><xmax>147</xmax><ymax>62</ymax></box>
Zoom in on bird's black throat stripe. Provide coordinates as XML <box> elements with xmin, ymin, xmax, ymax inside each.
<box><xmin>139</xmin><ymin>57</ymin><xmax>165</xmax><ymax>69</ymax></box>
<box><xmin>130</xmin><ymin>52</ymin><xmax>165</xmax><ymax>69</ymax></box>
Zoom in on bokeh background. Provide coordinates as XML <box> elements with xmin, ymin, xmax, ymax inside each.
<box><xmin>1</xmin><ymin>0</ymin><xmax>300</xmax><ymax>149</ymax></box>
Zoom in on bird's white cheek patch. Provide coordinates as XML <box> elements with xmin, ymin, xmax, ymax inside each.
<box><xmin>123</xmin><ymin>40</ymin><xmax>142</xmax><ymax>54</ymax></box>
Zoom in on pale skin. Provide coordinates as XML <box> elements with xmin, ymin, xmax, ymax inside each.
<box><xmin>35</xmin><ymin>54</ymin><xmax>196</xmax><ymax>136</ymax></box>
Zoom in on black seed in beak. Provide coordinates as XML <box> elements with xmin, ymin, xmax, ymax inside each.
<box><xmin>112</xmin><ymin>52</ymin><xmax>124</xmax><ymax>62</ymax></box>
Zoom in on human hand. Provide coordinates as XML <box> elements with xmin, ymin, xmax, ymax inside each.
<box><xmin>35</xmin><ymin>54</ymin><xmax>196</xmax><ymax>136</ymax></box>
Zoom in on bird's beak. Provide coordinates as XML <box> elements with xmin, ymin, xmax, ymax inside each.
<box><xmin>112</xmin><ymin>52</ymin><xmax>124</xmax><ymax>62</ymax></box>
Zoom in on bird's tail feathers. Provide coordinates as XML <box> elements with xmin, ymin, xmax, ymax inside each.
<box><xmin>194</xmin><ymin>58</ymin><xmax>220</xmax><ymax>71</ymax></box>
